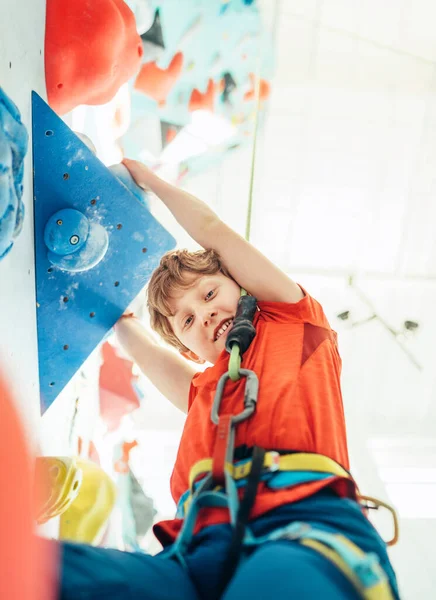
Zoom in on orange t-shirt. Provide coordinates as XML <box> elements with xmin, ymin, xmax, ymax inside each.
<box><xmin>154</xmin><ymin>290</ymin><xmax>350</xmax><ymax>546</ymax></box>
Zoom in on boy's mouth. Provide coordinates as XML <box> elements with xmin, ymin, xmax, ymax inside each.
<box><xmin>214</xmin><ymin>318</ymin><xmax>233</xmax><ymax>342</ymax></box>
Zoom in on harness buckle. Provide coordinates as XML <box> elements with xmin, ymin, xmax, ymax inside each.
<box><xmin>268</xmin><ymin>451</ymin><xmax>280</xmax><ymax>472</ymax></box>
<box><xmin>279</xmin><ymin>522</ymin><xmax>312</xmax><ymax>541</ymax></box>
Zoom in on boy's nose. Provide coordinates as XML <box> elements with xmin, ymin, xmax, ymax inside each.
<box><xmin>202</xmin><ymin>310</ymin><xmax>217</xmax><ymax>326</ymax></box>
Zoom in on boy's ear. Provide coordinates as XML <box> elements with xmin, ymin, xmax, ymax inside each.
<box><xmin>180</xmin><ymin>350</ymin><xmax>206</xmax><ymax>364</ymax></box>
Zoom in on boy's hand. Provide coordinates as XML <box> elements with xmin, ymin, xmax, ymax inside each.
<box><xmin>122</xmin><ymin>158</ymin><xmax>156</xmax><ymax>191</ymax></box>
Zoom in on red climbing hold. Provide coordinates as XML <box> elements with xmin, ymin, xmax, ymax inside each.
<box><xmin>134</xmin><ymin>52</ymin><xmax>184</xmax><ymax>106</ymax></box>
<box><xmin>189</xmin><ymin>79</ymin><xmax>216</xmax><ymax>112</ymax></box>
<box><xmin>99</xmin><ymin>342</ymin><xmax>140</xmax><ymax>431</ymax></box>
<box><xmin>244</xmin><ymin>73</ymin><xmax>271</xmax><ymax>102</ymax></box>
<box><xmin>45</xmin><ymin>0</ymin><xmax>143</xmax><ymax>115</ymax></box>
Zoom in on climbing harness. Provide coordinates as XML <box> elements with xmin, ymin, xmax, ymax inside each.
<box><xmin>166</xmin><ymin>290</ymin><xmax>398</xmax><ymax>599</ymax></box>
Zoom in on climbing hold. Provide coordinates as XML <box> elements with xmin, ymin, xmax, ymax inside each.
<box><xmin>77</xmin><ymin>437</ymin><xmax>101</xmax><ymax>465</ymax></box>
<box><xmin>141</xmin><ymin>7</ymin><xmax>165</xmax><ymax>48</ymax></box>
<box><xmin>0</xmin><ymin>87</ymin><xmax>28</xmax><ymax>260</ymax></box>
<box><xmin>99</xmin><ymin>342</ymin><xmax>141</xmax><ymax>432</ymax></box>
<box><xmin>34</xmin><ymin>457</ymin><xmax>83</xmax><ymax>524</ymax></box>
<box><xmin>244</xmin><ymin>73</ymin><xmax>271</xmax><ymax>102</ymax></box>
<box><xmin>219</xmin><ymin>1</ymin><xmax>231</xmax><ymax>15</ymax></box>
<box><xmin>129</xmin><ymin>470</ymin><xmax>157</xmax><ymax>539</ymax></box>
<box><xmin>44</xmin><ymin>208</ymin><xmax>109</xmax><ymax>272</ymax></box>
<box><xmin>160</xmin><ymin>121</ymin><xmax>183</xmax><ymax>148</ymax></box>
<box><xmin>221</xmin><ymin>72</ymin><xmax>237</xmax><ymax>103</ymax></box>
<box><xmin>134</xmin><ymin>52</ymin><xmax>184</xmax><ymax>106</ymax></box>
<box><xmin>109</xmin><ymin>163</ymin><xmax>150</xmax><ymax>208</ymax></box>
<box><xmin>45</xmin><ymin>0</ymin><xmax>143</xmax><ymax>115</ymax></box>
<box><xmin>114</xmin><ymin>440</ymin><xmax>139</xmax><ymax>474</ymax></box>
<box><xmin>189</xmin><ymin>79</ymin><xmax>216</xmax><ymax>112</ymax></box>
<box><xmin>59</xmin><ymin>459</ymin><xmax>117</xmax><ymax>545</ymax></box>
<box><xmin>140</xmin><ymin>6</ymin><xmax>165</xmax><ymax>62</ymax></box>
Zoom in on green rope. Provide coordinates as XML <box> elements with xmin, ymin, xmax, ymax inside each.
<box><xmin>228</xmin><ymin>345</ymin><xmax>242</xmax><ymax>382</ymax></box>
<box><xmin>229</xmin><ymin>55</ymin><xmax>262</xmax><ymax>381</ymax></box>
<box><xmin>245</xmin><ymin>60</ymin><xmax>262</xmax><ymax>242</ymax></box>
<box><xmin>228</xmin><ymin>288</ymin><xmax>248</xmax><ymax>381</ymax></box>
<box><xmin>229</xmin><ymin>59</ymin><xmax>262</xmax><ymax>380</ymax></box>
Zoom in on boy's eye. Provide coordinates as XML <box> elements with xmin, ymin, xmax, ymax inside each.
<box><xmin>184</xmin><ymin>315</ymin><xmax>193</xmax><ymax>327</ymax></box>
<box><xmin>205</xmin><ymin>290</ymin><xmax>214</xmax><ymax>300</ymax></box>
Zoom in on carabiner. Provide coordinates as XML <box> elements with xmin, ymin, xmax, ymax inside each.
<box><xmin>211</xmin><ymin>368</ymin><xmax>259</xmax><ymax>426</ymax></box>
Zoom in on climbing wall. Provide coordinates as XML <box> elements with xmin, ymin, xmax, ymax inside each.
<box><xmin>0</xmin><ymin>0</ymin><xmax>271</xmax><ymax>549</ymax></box>
<box><xmin>0</xmin><ymin>1</ymin><xmax>176</xmax><ymax>452</ymax></box>
<box><xmin>0</xmin><ymin>0</ymin><xmax>46</xmax><ymax>439</ymax></box>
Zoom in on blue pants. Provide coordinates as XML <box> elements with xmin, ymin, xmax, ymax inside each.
<box><xmin>48</xmin><ymin>490</ymin><xmax>400</xmax><ymax>599</ymax></box>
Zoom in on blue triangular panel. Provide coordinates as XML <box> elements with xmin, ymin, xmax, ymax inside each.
<box><xmin>32</xmin><ymin>92</ymin><xmax>176</xmax><ymax>412</ymax></box>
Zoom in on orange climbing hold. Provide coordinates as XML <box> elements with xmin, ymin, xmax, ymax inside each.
<box><xmin>45</xmin><ymin>0</ymin><xmax>143</xmax><ymax>115</ymax></box>
<box><xmin>114</xmin><ymin>440</ymin><xmax>139</xmax><ymax>473</ymax></box>
<box><xmin>189</xmin><ymin>79</ymin><xmax>216</xmax><ymax>112</ymax></box>
<box><xmin>134</xmin><ymin>52</ymin><xmax>184</xmax><ymax>106</ymax></box>
<box><xmin>244</xmin><ymin>73</ymin><xmax>271</xmax><ymax>102</ymax></box>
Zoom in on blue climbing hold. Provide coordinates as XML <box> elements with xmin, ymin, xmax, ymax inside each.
<box><xmin>0</xmin><ymin>87</ymin><xmax>29</xmax><ymax>259</ymax></box>
<box><xmin>32</xmin><ymin>91</ymin><xmax>176</xmax><ymax>412</ymax></box>
<box><xmin>44</xmin><ymin>208</ymin><xmax>109</xmax><ymax>272</ymax></box>
<box><xmin>44</xmin><ymin>208</ymin><xmax>89</xmax><ymax>255</ymax></box>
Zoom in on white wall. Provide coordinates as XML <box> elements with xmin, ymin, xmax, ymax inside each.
<box><xmin>0</xmin><ymin>1</ymin><xmax>47</xmax><ymax>446</ymax></box>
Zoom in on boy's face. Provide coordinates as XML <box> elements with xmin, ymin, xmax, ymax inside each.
<box><xmin>168</xmin><ymin>272</ymin><xmax>241</xmax><ymax>364</ymax></box>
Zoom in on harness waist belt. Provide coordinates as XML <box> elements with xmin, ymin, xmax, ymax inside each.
<box><xmin>177</xmin><ymin>452</ymin><xmax>356</xmax><ymax>518</ymax></box>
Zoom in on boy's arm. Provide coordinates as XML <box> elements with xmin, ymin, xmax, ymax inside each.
<box><xmin>114</xmin><ymin>317</ymin><xmax>197</xmax><ymax>414</ymax></box>
<box><xmin>123</xmin><ymin>160</ymin><xmax>304</xmax><ymax>303</ymax></box>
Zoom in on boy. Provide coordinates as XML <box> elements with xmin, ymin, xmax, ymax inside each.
<box><xmin>53</xmin><ymin>159</ymin><xmax>400</xmax><ymax>599</ymax></box>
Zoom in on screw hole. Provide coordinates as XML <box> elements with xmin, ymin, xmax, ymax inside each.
<box><xmin>63</xmin><ymin>344</ymin><xmax>69</xmax><ymax>351</ymax></box>
<box><xmin>47</xmin><ymin>267</ymin><xmax>53</xmax><ymax>273</ymax></box>
<box><xmin>114</xmin><ymin>281</ymin><xmax>120</xmax><ymax>287</ymax></box>
<box><xmin>90</xmin><ymin>199</ymin><xmax>97</xmax><ymax>205</ymax></box>
<box><xmin>9</xmin><ymin>62</ymin><xmax>11</xmax><ymax>69</ymax></box>
<box><xmin>49</xmin><ymin>382</ymin><xmax>55</xmax><ymax>387</ymax></box>
<box><xmin>73</xmin><ymin>481</ymin><xmax>80</xmax><ymax>491</ymax></box>
<box><xmin>63</xmin><ymin>296</ymin><xmax>69</xmax><ymax>303</ymax></box>
<box><xmin>138</xmin><ymin>44</ymin><xmax>143</xmax><ymax>57</ymax></box>
<box><xmin>89</xmin><ymin>312</ymin><xmax>95</xmax><ymax>318</ymax></box>
<box><xmin>116</xmin><ymin>223</ymin><xmax>122</xmax><ymax>230</ymax></box>
<box><xmin>57</xmin><ymin>83</ymin><xmax>63</xmax><ymax>89</ymax></box>
<box><xmin>45</xmin><ymin>130</ymin><xmax>53</xmax><ymax>137</ymax></box>
<box><xmin>142</xmin><ymin>247</ymin><xmax>148</xmax><ymax>253</ymax></box>
<box><xmin>63</xmin><ymin>173</ymin><xmax>69</xmax><ymax>180</ymax></box>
